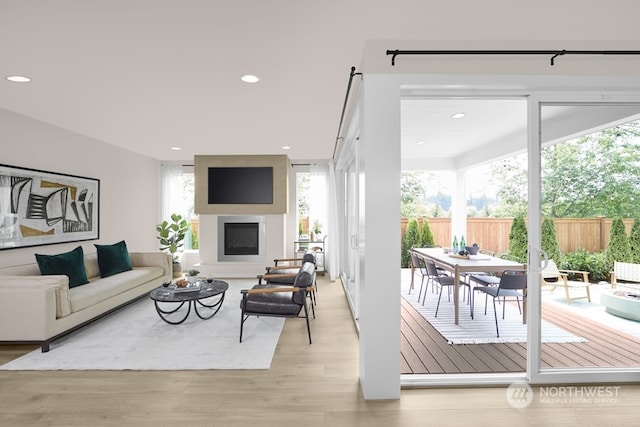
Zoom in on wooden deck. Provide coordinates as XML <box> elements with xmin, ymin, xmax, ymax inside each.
<box><xmin>401</xmin><ymin>297</ymin><xmax>640</xmax><ymax>374</ymax></box>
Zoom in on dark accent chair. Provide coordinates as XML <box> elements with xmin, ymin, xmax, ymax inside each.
<box><xmin>240</xmin><ymin>261</ymin><xmax>316</xmax><ymax>344</ymax></box>
<box><xmin>257</xmin><ymin>250</ymin><xmax>317</xmax><ymax>313</ymax></box>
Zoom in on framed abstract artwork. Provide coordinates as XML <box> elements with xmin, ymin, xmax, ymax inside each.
<box><xmin>0</xmin><ymin>164</ymin><xmax>100</xmax><ymax>250</ymax></box>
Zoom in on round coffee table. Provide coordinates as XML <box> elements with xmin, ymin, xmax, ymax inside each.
<box><xmin>149</xmin><ymin>280</ymin><xmax>229</xmax><ymax>324</ymax></box>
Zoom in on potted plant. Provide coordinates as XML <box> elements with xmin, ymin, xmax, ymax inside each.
<box><xmin>186</xmin><ymin>269</ymin><xmax>200</xmax><ymax>284</ymax></box>
<box><xmin>156</xmin><ymin>213</ymin><xmax>190</xmax><ymax>278</ymax></box>
<box><xmin>312</xmin><ymin>220</ymin><xmax>322</xmax><ymax>241</ymax></box>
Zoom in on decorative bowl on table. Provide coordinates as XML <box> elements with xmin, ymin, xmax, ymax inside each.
<box><xmin>465</xmin><ymin>245</ymin><xmax>480</xmax><ymax>255</ymax></box>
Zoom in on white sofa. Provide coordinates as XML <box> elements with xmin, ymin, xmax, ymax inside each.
<box><xmin>0</xmin><ymin>251</ymin><xmax>172</xmax><ymax>351</ymax></box>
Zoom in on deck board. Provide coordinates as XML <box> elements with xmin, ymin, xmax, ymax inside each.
<box><xmin>401</xmin><ymin>294</ymin><xmax>640</xmax><ymax>374</ymax></box>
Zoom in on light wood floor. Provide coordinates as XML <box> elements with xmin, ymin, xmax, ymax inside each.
<box><xmin>1</xmin><ymin>276</ymin><xmax>639</xmax><ymax>426</ymax></box>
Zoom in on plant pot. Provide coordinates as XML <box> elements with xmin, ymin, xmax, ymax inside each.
<box><xmin>172</xmin><ymin>262</ymin><xmax>183</xmax><ymax>279</ymax></box>
<box><xmin>187</xmin><ymin>275</ymin><xmax>198</xmax><ymax>284</ymax></box>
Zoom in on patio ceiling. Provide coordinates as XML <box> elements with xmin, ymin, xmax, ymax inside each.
<box><xmin>401</xmin><ymin>99</ymin><xmax>640</xmax><ymax>171</ymax></box>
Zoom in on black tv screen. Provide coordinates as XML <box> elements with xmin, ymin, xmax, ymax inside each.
<box><xmin>208</xmin><ymin>167</ymin><xmax>273</xmax><ymax>204</ymax></box>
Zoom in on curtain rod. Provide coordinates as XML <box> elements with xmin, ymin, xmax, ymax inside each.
<box><xmin>386</xmin><ymin>49</ymin><xmax>640</xmax><ymax>66</ymax></box>
<box><xmin>332</xmin><ymin>66</ymin><xmax>362</xmax><ymax>159</ymax></box>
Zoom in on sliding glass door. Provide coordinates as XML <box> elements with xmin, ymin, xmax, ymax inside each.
<box><xmin>530</xmin><ymin>97</ymin><xmax>640</xmax><ymax>384</ymax></box>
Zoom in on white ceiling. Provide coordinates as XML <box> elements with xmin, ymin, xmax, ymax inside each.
<box><xmin>2</xmin><ymin>1</ymin><xmax>640</xmax><ymax>164</ymax></box>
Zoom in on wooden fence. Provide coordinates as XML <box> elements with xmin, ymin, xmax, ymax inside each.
<box><xmin>401</xmin><ymin>217</ymin><xmax>634</xmax><ymax>254</ymax></box>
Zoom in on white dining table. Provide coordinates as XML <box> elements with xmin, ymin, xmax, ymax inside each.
<box><xmin>413</xmin><ymin>247</ymin><xmax>526</xmax><ymax>324</ymax></box>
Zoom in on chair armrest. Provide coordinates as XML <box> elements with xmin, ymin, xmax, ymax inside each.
<box><xmin>262</xmin><ymin>273</ymin><xmax>298</xmax><ymax>280</ymax></box>
<box><xmin>273</xmin><ymin>258</ymin><xmax>303</xmax><ymax>266</ymax></box>
<box><xmin>266</xmin><ymin>265</ymin><xmax>301</xmax><ymax>272</ymax></box>
<box><xmin>559</xmin><ymin>269</ymin><xmax>589</xmax><ymax>283</ymax></box>
<box><xmin>257</xmin><ymin>273</ymin><xmax>297</xmax><ymax>284</ymax></box>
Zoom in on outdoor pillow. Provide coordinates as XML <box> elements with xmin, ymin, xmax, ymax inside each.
<box><xmin>35</xmin><ymin>245</ymin><xmax>89</xmax><ymax>288</ymax></box>
<box><xmin>95</xmin><ymin>240</ymin><xmax>133</xmax><ymax>278</ymax></box>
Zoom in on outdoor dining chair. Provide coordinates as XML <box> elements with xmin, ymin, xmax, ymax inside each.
<box><xmin>424</xmin><ymin>259</ymin><xmax>471</xmax><ymax>317</ymax></box>
<box><xmin>410</xmin><ymin>251</ymin><xmax>430</xmax><ymax>300</ymax></box>
<box><xmin>474</xmin><ymin>270</ymin><xmax>527</xmax><ymax>337</ymax></box>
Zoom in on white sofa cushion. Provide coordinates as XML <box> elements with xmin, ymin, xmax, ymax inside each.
<box><xmin>70</xmin><ymin>266</ymin><xmax>164</xmax><ymax>312</ymax></box>
<box><xmin>0</xmin><ymin>274</ymin><xmax>71</xmax><ymax>318</ymax></box>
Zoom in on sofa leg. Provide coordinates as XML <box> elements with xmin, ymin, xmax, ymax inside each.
<box><xmin>41</xmin><ymin>342</ymin><xmax>50</xmax><ymax>352</ymax></box>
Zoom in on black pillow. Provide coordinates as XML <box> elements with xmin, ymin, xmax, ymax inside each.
<box><xmin>95</xmin><ymin>240</ymin><xmax>133</xmax><ymax>278</ymax></box>
<box><xmin>35</xmin><ymin>246</ymin><xmax>89</xmax><ymax>288</ymax></box>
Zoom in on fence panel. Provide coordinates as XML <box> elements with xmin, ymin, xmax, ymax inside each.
<box><xmin>401</xmin><ymin>217</ymin><xmax>634</xmax><ymax>255</ymax></box>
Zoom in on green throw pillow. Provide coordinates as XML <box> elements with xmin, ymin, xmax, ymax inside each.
<box><xmin>95</xmin><ymin>240</ymin><xmax>133</xmax><ymax>278</ymax></box>
<box><xmin>35</xmin><ymin>246</ymin><xmax>89</xmax><ymax>288</ymax></box>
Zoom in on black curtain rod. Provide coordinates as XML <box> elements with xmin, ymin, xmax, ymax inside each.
<box><xmin>386</xmin><ymin>49</ymin><xmax>640</xmax><ymax>66</ymax></box>
<box><xmin>333</xmin><ymin>66</ymin><xmax>362</xmax><ymax>159</ymax></box>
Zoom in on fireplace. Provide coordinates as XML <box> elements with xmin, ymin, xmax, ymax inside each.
<box><xmin>217</xmin><ymin>216</ymin><xmax>266</xmax><ymax>262</ymax></box>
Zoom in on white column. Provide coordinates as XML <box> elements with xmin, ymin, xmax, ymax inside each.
<box><xmin>358</xmin><ymin>75</ymin><xmax>401</xmax><ymax>399</ymax></box>
<box><xmin>450</xmin><ymin>169</ymin><xmax>467</xmax><ymax>246</ymax></box>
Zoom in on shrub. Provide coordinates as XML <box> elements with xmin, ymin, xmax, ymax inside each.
<box><xmin>562</xmin><ymin>249</ymin><xmax>610</xmax><ymax>282</ymax></box>
<box><xmin>419</xmin><ymin>218</ymin><xmax>435</xmax><ymax>247</ymax></box>
<box><xmin>541</xmin><ymin>217</ymin><xmax>562</xmax><ymax>264</ymax></box>
<box><xmin>508</xmin><ymin>216</ymin><xmax>528</xmax><ymax>263</ymax></box>
<box><xmin>629</xmin><ymin>218</ymin><xmax>640</xmax><ymax>263</ymax></box>
<box><xmin>402</xmin><ymin>218</ymin><xmax>421</xmax><ymax>267</ymax></box>
<box><xmin>606</xmin><ymin>218</ymin><xmax>632</xmax><ymax>268</ymax></box>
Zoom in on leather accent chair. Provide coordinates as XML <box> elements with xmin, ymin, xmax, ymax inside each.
<box><xmin>240</xmin><ymin>261</ymin><xmax>316</xmax><ymax>344</ymax></box>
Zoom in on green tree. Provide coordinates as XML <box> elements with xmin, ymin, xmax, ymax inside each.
<box><xmin>508</xmin><ymin>216</ymin><xmax>528</xmax><ymax>263</ymax></box>
<box><xmin>402</xmin><ymin>218</ymin><xmax>421</xmax><ymax>267</ymax></box>
<box><xmin>401</xmin><ymin>172</ymin><xmax>427</xmax><ymax>218</ymax></box>
<box><xmin>542</xmin><ymin>122</ymin><xmax>640</xmax><ymax>218</ymax></box>
<box><xmin>541</xmin><ymin>217</ymin><xmax>562</xmax><ymax>263</ymax></box>
<box><xmin>490</xmin><ymin>156</ymin><xmax>528</xmax><ymax>217</ymax></box>
<box><xmin>486</xmin><ymin>121</ymin><xmax>640</xmax><ymax>219</ymax></box>
<box><xmin>606</xmin><ymin>218</ymin><xmax>632</xmax><ymax>267</ymax></box>
<box><xmin>419</xmin><ymin>219</ymin><xmax>435</xmax><ymax>247</ymax></box>
<box><xmin>630</xmin><ymin>218</ymin><xmax>640</xmax><ymax>263</ymax></box>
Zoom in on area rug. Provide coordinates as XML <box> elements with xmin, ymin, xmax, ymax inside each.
<box><xmin>0</xmin><ymin>279</ymin><xmax>284</xmax><ymax>370</ymax></box>
<box><xmin>403</xmin><ymin>276</ymin><xmax>587</xmax><ymax>344</ymax></box>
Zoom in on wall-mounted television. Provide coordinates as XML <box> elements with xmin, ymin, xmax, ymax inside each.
<box><xmin>194</xmin><ymin>155</ymin><xmax>289</xmax><ymax>215</ymax></box>
<box><xmin>208</xmin><ymin>167</ymin><xmax>273</xmax><ymax>204</ymax></box>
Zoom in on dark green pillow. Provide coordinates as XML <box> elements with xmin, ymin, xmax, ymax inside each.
<box><xmin>95</xmin><ymin>240</ymin><xmax>132</xmax><ymax>278</ymax></box>
<box><xmin>35</xmin><ymin>246</ymin><xmax>89</xmax><ymax>288</ymax></box>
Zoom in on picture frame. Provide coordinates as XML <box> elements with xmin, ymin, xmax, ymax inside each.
<box><xmin>0</xmin><ymin>163</ymin><xmax>100</xmax><ymax>250</ymax></box>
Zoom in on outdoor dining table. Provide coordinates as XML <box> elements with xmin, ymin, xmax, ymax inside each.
<box><xmin>413</xmin><ymin>247</ymin><xmax>526</xmax><ymax>324</ymax></box>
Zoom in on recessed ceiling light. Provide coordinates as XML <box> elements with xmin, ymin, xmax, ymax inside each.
<box><xmin>451</xmin><ymin>112</ymin><xmax>466</xmax><ymax>119</ymax></box>
<box><xmin>282</xmin><ymin>146</ymin><xmax>291</xmax><ymax>150</ymax></box>
<box><xmin>241</xmin><ymin>74</ymin><xmax>260</xmax><ymax>83</ymax></box>
<box><xmin>170</xmin><ymin>146</ymin><xmax>182</xmax><ymax>151</ymax></box>
<box><xmin>416</xmin><ymin>141</ymin><xmax>426</xmax><ymax>145</ymax></box>
<box><xmin>6</xmin><ymin>75</ymin><xmax>31</xmax><ymax>83</ymax></box>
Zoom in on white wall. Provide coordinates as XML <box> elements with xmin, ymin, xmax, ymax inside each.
<box><xmin>0</xmin><ymin>108</ymin><xmax>161</xmax><ymax>268</ymax></box>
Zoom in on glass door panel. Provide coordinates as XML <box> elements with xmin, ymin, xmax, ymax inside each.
<box><xmin>536</xmin><ymin>102</ymin><xmax>640</xmax><ymax>375</ymax></box>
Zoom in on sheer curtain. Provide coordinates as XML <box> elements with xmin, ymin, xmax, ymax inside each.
<box><xmin>160</xmin><ymin>163</ymin><xmax>184</xmax><ymax>222</ymax></box>
<box><xmin>311</xmin><ymin>162</ymin><xmax>339</xmax><ymax>281</ymax></box>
